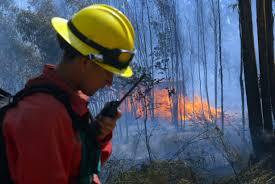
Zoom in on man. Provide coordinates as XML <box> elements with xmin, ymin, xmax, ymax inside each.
<box><xmin>3</xmin><ymin>4</ymin><xmax>135</xmax><ymax>184</ymax></box>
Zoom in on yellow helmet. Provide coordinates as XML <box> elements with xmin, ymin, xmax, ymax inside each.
<box><xmin>51</xmin><ymin>4</ymin><xmax>135</xmax><ymax>78</ymax></box>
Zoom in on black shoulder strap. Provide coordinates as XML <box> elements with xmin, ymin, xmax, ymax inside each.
<box><xmin>14</xmin><ymin>84</ymin><xmax>72</xmax><ymax>111</ymax></box>
<box><xmin>12</xmin><ymin>84</ymin><xmax>88</xmax><ymax>130</ymax></box>
<box><xmin>0</xmin><ymin>89</ymin><xmax>11</xmax><ymax>99</ymax></box>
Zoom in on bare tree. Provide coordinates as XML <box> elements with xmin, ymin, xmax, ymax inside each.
<box><xmin>144</xmin><ymin>0</ymin><xmax>156</xmax><ymax>121</ymax></box>
<box><xmin>256</xmin><ymin>0</ymin><xmax>273</xmax><ymax>131</ymax></box>
<box><xmin>210</xmin><ymin>0</ymin><xmax>219</xmax><ymax>124</ymax></box>
<box><xmin>265</xmin><ymin>0</ymin><xmax>275</xmax><ymax>119</ymax></box>
<box><xmin>217</xmin><ymin>0</ymin><xmax>224</xmax><ymax>131</ymax></box>
<box><xmin>240</xmin><ymin>57</ymin><xmax>246</xmax><ymax>140</ymax></box>
<box><xmin>238</xmin><ymin>0</ymin><xmax>263</xmax><ymax>159</ymax></box>
<box><xmin>197</xmin><ymin>0</ymin><xmax>212</xmax><ymax>120</ymax></box>
<box><xmin>154</xmin><ymin>0</ymin><xmax>186</xmax><ymax>128</ymax></box>
<box><xmin>196</xmin><ymin>0</ymin><xmax>205</xmax><ymax>118</ymax></box>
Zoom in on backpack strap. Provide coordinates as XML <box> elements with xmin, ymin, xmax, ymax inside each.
<box><xmin>12</xmin><ymin>84</ymin><xmax>96</xmax><ymax>130</ymax></box>
<box><xmin>13</xmin><ymin>84</ymin><xmax>79</xmax><ymax>127</ymax></box>
<box><xmin>0</xmin><ymin>89</ymin><xmax>11</xmax><ymax>99</ymax></box>
<box><xmin>0</xmin><ymin>115</ymin><xmax>12</xmax><ymax>184</ymax></box>
<box><xmin>0</xmin><ymin>90</ymin><xmax>15</xmax><ymax>184</ymax></box>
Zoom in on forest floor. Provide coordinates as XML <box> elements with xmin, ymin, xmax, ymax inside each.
<box><xmin>217</xmin><ymin>155</ymin><xmax>275</xmax><ymax>184</ymax></box>
<box><xmin>103</xmin><ymin>113</ymin><xmax>274</xmax><ymax>184</ymax></box>
<box><xmin>104</xmin><ymin>156</ymin><xmax>275</xmax><ymax>184</ymax></box>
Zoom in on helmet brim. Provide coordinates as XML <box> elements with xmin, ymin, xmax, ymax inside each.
<box><xmin>51</xmin><ymin>17</ymin><xmax>133</xmax><ymax>78</ymax></box>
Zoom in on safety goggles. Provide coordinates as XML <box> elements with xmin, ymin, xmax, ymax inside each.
<box><xmin>68</xmin><ymin>20</ymin><xmax>135</xmax><ymax>70</ymax></box>
<box><xmin>88</xmin><ymin>49</ymin><xmax>136</xmax><ymax>69</ymax></box>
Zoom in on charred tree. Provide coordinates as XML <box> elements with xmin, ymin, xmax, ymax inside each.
<box><xmin>265</xmin><ymin>0</ymin><xmax>275</xmax><ymax>119</ymax></box>
<box><xmin>238</xmin><ymin>0</ymin><xmax>263</xmax><ymax>158</ymax></box>
<box><xmin>238</xmin><ymin>5</ymin><xmax>246</xmax><ymax>140</ymax></box>
<box><xmin>256</xmin><ymin>0</ymin><xmax>273</xmax><ymax>131</ymax></box>
<box><xmin>240</xmin><ymin>51</ymin><xmax>246</xmax><ymax>140</ymax></box>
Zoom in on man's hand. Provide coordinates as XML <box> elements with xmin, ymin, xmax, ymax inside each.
<box><xmin>96</xmin><ymin>109</ymin><xmax>122</xmax><ymax>140</ymax></box>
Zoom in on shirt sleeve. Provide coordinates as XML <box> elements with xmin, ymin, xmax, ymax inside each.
<box><xmin>3</xmin><ymin>94</ymin><xmax>77</xmax><ymax>184</ymax></box>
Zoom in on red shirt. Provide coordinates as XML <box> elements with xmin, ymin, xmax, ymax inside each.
<box><xmin>3</xmin><ymin>65</ymin><xmax>112</xmax><ymax>184</ymax></box>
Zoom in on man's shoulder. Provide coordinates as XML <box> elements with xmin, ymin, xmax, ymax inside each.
<box><xmin>3</xmin><ymin>92</ymin><xmax>77</xmax><ymax>150</ymax></box>
<box><xmin>20</xmin><ymin>92</ymin><xmax>68</xmax><ymax>113</ymax></box>
<box><xmin>4</xmin><ymin>92</ymin><xmax>71</xmax><ymax>128</ymax></box>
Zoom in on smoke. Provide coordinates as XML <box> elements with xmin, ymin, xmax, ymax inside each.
<box><xmin>111</xmin><ymin>116</ymin><xmax>252</xmax><ymax>178</ymax></box>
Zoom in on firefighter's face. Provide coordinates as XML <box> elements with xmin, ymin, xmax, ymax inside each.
<box><xmin>80</xmin><ymin>59</ymin><xmax>113</xmax><ymax>96</ymax></box>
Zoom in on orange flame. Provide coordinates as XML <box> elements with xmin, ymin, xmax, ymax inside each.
<box><xmin>122</xmin><ymin>89</ymin><xmax>221</xmax><ymax>122</ymax></box>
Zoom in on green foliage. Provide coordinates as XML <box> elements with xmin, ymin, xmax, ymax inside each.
<box><xmin>16</xmin><ymin>0</ymin><xmax>61</xmax><ymax>64</ymax></box>
<box><xmin>27</xmin><ymin>0</ymin><xmax>56</xmax><ymax>16</ymax></box>
<box><xmin>0</xmin><ymin>0</ymin><xmax>56</xmax><ymax>91</ymax></box>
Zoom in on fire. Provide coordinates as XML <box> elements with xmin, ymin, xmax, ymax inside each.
<box><xmin>123</xmin><ymin>89</ymin><xmax>221</xmax><ymax>122</ymax></box>
<box><xmin>154</xmin><ymin>90</ymin><xmax>221</xmax><ymax>122</ymax></box>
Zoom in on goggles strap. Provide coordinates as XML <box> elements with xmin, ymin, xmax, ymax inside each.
<box><xmin>67</xmin><ymin>20</ymin><xmax>108</xmax><ymax>52</ymax></box>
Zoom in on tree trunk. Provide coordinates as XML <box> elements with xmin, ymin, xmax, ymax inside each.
<box><xmin>238</xmin><ymin>0</ymin><xmax>263</xmax><ymax>158</ymax></box>
<box><xmin>239</xmin><ymin>14</ymin><xmax>246</xmax><ymax>140</ymax></box>
<box><xmin>256</xmin><ymin>0</ymin><xmax>273</xmax><ymax>130</ymax></box>
<box><xmin>196</xmin><ymin>0</ymin><xmax>205</xmax><ymax>119</ymax></box>
<box><xmin>144</xmin><ymin>0</ymin><xmax>155</xmax><ymax>121</ymax></box>
<box><xmin>263</xmin><ymin>0</ymin><xmax>275</xmax><ymax>170</ymax></box>
<box><xmin>218</xmin><ymin>0</ymin><xmax>224</xmax><ymax>131</ymax></box>
<box><xmin>143</xmin><ymin>95</ymin><xmax>152</xmax><ymax>162</ymax></box>
<box><xmin>240</xmin><ymin>51</ymin><xmax>246</xmax><ymax>141</ymax></box>
<box><xmin>265</xmin><ymin>0</ymin><xmax>275</xmax><ymax>120</ymax></box>
<box><xmin>199</xmin><ymin>1</ymin><xmax>212</xmax><ymax>121</ymax></box>
<box><xmin>210</xmin><ymin>0</ymin><xmax>218</xmax><ymax>124</ymax></box>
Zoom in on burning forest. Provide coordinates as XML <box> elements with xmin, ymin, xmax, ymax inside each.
<box><xmin>122</xmin><ymin>87</ymin><xmax>222</xmax><ymax>123</ymax></box>
<box><xmin>0</xmin><ymin>0</ymin><xmax>275</xmax><ymax>184</ymax></box>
